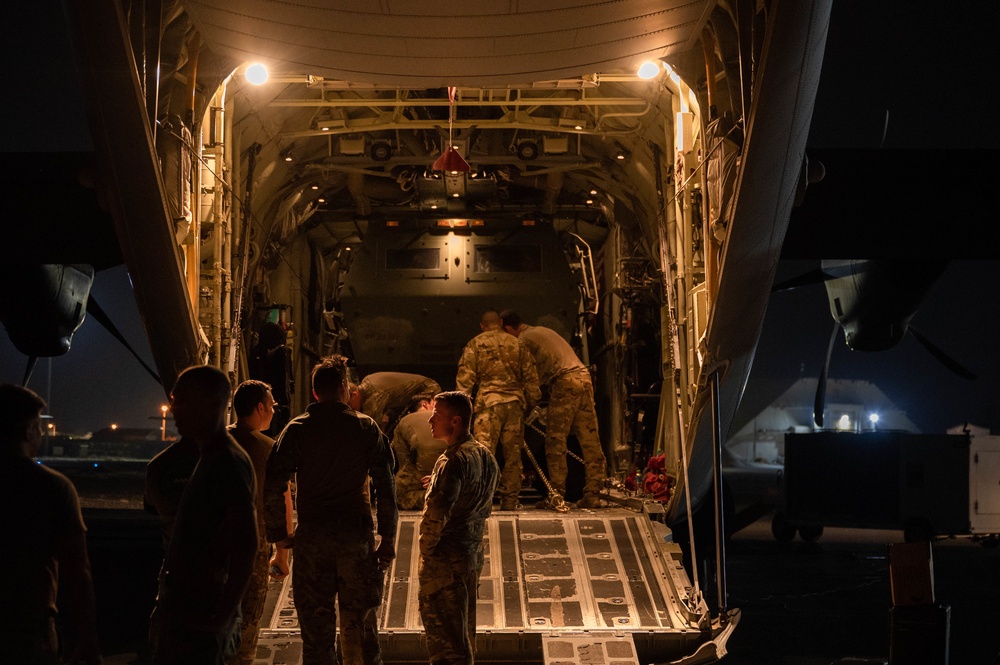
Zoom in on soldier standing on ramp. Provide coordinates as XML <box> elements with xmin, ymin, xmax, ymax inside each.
<box><xmin>500</xmin><ymin>310</ymin><xmax>607</xmax><ymax>508</ymax></box>
<box><xmin>264</xmin><ymin>355</ymin><xmax>397</xmax><ymax>665</ymax></box>
<box><xmin>419</xmin><ymin>391</ymin><xmax>500</xmax><ymax>665</ymax></box>
<box><xmin>456</xmin><ymin>309</ymin><xmax>540</xmax><ymax>510</ymax></box>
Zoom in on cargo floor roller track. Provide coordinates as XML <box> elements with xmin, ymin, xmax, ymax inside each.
<box><xmin>258</xmin><ymin>508</ymin><xmax>736</xmax><ymax>665</ymax></box>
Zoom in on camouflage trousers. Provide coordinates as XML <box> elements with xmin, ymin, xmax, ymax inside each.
<box><xmin>293</xmin><ymin>523</ymin><xmax>384</xmax><ymax>665</ymax></box>
<box><xmin>472</xmin><ymin>401</ymin><xmax>524</xmax><ymax>503</ymax></box>
<box><xmin>395</xmin><ymin>467</ymin><xmax>427</xmax><ymax>510</ymax></box>
<box><xmin>228</xmin><ymin>539</ymin><xmax>271</xmax><ymax>665</ymax></box>
<box><xmin>545</xmin><ymin>371</ymin><xmax>606</xmax><ymax>496</ymax></box>
<box><xmin>417</xmin><ymin>547</ymin><xmax>485</xmax><ymax>665</ymax></box>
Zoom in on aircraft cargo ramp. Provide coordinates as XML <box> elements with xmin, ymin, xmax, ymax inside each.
<box><xmin>257</xmin><ymin>508</ymin><xmax>737</xmax><ymax>665</ymax></box>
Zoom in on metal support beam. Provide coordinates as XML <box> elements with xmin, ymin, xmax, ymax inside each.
<box><xmin>709</xmin><ymin>370</ymin><xmax>729</xmax><ymax>619</ymax></box>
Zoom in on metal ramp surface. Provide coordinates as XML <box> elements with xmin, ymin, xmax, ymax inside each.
<box><xmin>259</xmin><ymin>508</ymin><xmax>720</xmax><ymax>664</ymax></box>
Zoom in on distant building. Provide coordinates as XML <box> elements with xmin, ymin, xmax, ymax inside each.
<box><xmin>726</xmin><ymin>378</ymin><xmax>919</xmax><ymax>469</ymax></box>
<box><xmin>723</xmin><ymin>378</ymin><xmax>920</xmax><ymax>520</ymax></box>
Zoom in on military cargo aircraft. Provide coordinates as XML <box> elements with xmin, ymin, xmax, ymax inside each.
<box><xmin>4</xmin><ymin>0</ymin><xmax>836</xmax><ymax>660</ymax></box>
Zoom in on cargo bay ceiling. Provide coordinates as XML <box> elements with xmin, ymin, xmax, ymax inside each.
<box><xmin>152</xmin><ymin>0</ymin><xmax>740</xmax><ymax>258</ymax></box>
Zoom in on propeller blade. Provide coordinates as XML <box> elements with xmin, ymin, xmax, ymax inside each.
<box><xmin>22</xmin><ymin>356</ymin><xmax>38</xmax><ymax>387</ymax></box>
<box><xmin>86</xmin><ymin>297</ymin><xmax>162</xmax><ymax>386</ymax></box>
<box><xmin>814</xmin><ymin>323</ymin><xmax>840</xmax><ymax>428</ymax></box>
<box><xmin>908</xmin><ymin>327</ymin><xmax>977</xmax><ymax>381</ymax></box>
<box><xmin>771</xmin><ymin>268</ymin><xmax>833</xmax><ymax>293</ymax></box>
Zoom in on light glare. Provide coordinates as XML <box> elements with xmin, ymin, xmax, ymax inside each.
<box><xmin>245</xmin><ymin>63</ymin><xmax>269</xmax><ymax>85</ymax></box>
<box><xmin>637</xmin><ymin>61</ymin><xmax>660</xmax><ymax>79</ymax></box>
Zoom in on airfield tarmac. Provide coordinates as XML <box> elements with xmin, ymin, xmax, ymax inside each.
<box><xmin>83</xmin><ymin>511</ymin><xmax>997</xmax><ymax>665</ymax></box>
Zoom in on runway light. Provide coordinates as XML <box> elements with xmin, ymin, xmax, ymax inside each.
<box><xmin>245</xmin><ymin>63</ymin><xmax>269</xmax><ymax>85</ymax></box>
<box><xmin>637</xmin><ymin>60</ymin><xmax>661</xmax><ymax>79</ymax></box>
<box><xmin>110</xmin><ymin>423</ymin><xmax>118</xmax><ymax>430</ymax></box>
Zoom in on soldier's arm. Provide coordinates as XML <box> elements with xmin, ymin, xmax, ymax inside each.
<box><xmin>520</xmin><ymin>342</ymin><xmax>542</xmax><ymax>409</ymax></box>
<box><xmin>391</xmin><ymin>423</ymin><xmax>418</xmax><ymax>476</ymax></box>
<box><xmin>419</xmin><ymin>456</ymin><xmax>463</xmax><ymax>556</ymax></box>
<box><xmin>370</xmin><ymin>426</ymin><xmax>399</xmax><ymax>546</ymax></box>
<box><xmin>264</xmin><ymin>426</ymin><xmax>299</xmax><ymax>543</ymax></box>
<box><xmin>455</xmin><ymin>343</ymin><xmax>477</xmax><ymax>394</ymax></box>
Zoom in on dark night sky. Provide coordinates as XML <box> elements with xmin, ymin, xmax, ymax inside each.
<box><xmin>1</xmin><ymin>1</ymin><xmax>997</xmax><ymax>434</ymax></box>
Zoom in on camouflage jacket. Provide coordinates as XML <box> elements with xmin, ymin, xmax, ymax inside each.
<box><xmin>419</xmin><ymin>436</ymin><xmax>499</xmax><ymax>559</ymax></box>
<box><xmin>360</xmin><ymin>372</ymin><xmax>441</xmax><ymax>430</ymax></box>
<box><xmin>455</xmin><ymin>329</ymin><xmax>541</xmax><ymax>410</ymax></box>
<box><xmin>517</xmin><ymin>324</ymin><xmax>588</xmax><ymax>386</ymax></box>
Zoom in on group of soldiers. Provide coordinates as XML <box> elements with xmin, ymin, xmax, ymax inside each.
<box><xmin>3</xmin><ymin>306</ymin><xmax>606</xmax><ymax>665</ymax></box>
<box><xmin>352</xmin><ymin>308</ymin><xmax>608</xmax><ymax>514</ymax></box>
<box><xmin>141</xmin><ymin>358</ymin><xmax>500</xmax><ymax>665</ymax></box>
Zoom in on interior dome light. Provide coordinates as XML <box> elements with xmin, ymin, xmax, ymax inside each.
<box><xmin>637</xmin><ymin>61</ymin><xmax>660</xmax><ymax>79</ymax></box>
<box><xmin>245</xmin><ymin>63</ymin><xmax>269</xmax><ymax>85</ymax></box>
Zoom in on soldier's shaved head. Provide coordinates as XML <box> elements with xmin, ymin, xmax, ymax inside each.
<box><xmin>480</xmin><ymin>309</ymin><xmax>502</xmax><ymax>329</ymax></box>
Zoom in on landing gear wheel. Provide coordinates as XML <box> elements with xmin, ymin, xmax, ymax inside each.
<box><xmin>798</xmin><ymin>525</ymin><xmax>824</xmax><ymax>543</ymax></box>
<box><xmin>771</xmin><ymin>511</ymin><xmax>796</xmax><ymax>543</ymax></box>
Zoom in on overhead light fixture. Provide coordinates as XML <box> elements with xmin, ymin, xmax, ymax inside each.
<box><xmin>311</xmin><ymin>184</ymin><xmax>319</xmax><ymax>190</ymax></box>
<box><xmin>615</xmin><ymin>149</ymin><xmax>626</xmax><ymax>161</ymax></box>
<box><xmin>637</xmin><ymin>60</ymin><xmax>661</xmax><ymax>79</ymax></box>
<box><xmin>558</xmin><ymin>117</ymin><xmax>586</xmax><ymax>131</ymax></box>
<box><xmin>282</xmin><ymin>149</ymin><xmax>294</xmax><ymax>162</ymax></box>
<box><xmin>432</xmin><ymin>146</ymin><xmax>471</xmax><ymax>173</ymax></box>
<box><xmin>590</xmin><ymin>189</ymin><xmax>598</xmax><ymax>195</ymax></box>
<box><xmin>245</xmin><ymin>63</ymin><xmax>269</xmax><ymax>85</ymax></box>
<box><xmin>431</xmin><ymin>87</ymin><xmax>471</xmax><ymax>173</ymax></box>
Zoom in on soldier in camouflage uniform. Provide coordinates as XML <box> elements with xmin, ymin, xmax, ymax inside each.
<box><xmin>393</xmin><ymin>398</ymin><xmax>447</xmax><ymax>510</ymax></box>
<box><xmin>456</xmin><ymin>310</ymin><xmax>540</xmax><ymax>510</ymax></box>
<box><xmin>351</xmin><ymin>371</ymin><xmax>441</xmax><ymax>439</ymax></box>
<box><xmin>264</xmin><ymin>355</ymin><xmax>398</xmax><ymax>665</ymax></box>
<box><xmin>418</xmin><ymin>391</ymin><xmax>500</xmax><ymax>665</ymax></box>
<box><xmin>500</xmin><ymin>310</ymin><xmax>606</xmax><ymax>508</ymax></box>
